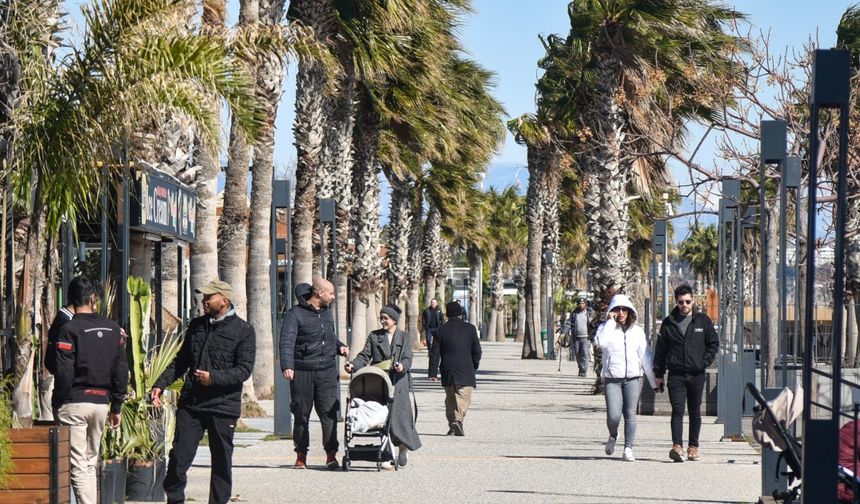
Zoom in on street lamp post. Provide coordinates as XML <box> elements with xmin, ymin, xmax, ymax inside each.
<box><xmin>544</xmin><ymin>251</ymin><xmax>555</xmax><ymax>360</ymax></box>
<box><xmin>760</xmin><ymin>120</ymin><xmax>787</xmax><ymax>389</ymax></box>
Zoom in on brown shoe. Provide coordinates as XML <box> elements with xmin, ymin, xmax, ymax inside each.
<box><xmin>294</xmin><ymin>452</ymin><xmax>307</xmax><ymax>469</ymax></box>
<box><xmin>669</xmin><ymin>444</ymin><xmax>685</xmax><ymax>463</ymax></box>
<box><xmin>687</xmin><ymin>446</ymin><xmax>700</xmax><ymax>461</ymax></box>
<box><xmin>325</xmin><ymin>451</ymin><xmax>340</xmax><ymax>470</ymax></box>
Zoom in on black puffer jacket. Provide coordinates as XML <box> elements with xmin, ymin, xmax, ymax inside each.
<box><xmin>153</xmin><ymin>310</ymin><xmax>255</xmax><ymax>417</ymax></box>
<box><xmin>653</xmin><ymin>308</ymin><xmax>719</xmax><ymax>377</ymax></box>
<box><xmin>279</xmin><ymin>299</ymin><xmax>345</xmax><ymax>371</ymax></box>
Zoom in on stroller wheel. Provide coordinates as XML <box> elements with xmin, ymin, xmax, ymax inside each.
<box><xmin>376</xmin><ymin>460</ymin><xmax>382</xmax><ymax>472</ymax></box>
<box><xmin>342</xmin><ymin>456</ymin><xmax>349</xmax><ymax>472</ymax></box>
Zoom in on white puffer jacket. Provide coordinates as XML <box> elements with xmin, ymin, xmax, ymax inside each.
<box><xmin>594</xmin><ymin>294</ymin><xmax>656</xmax><ymax>388</ymax></box>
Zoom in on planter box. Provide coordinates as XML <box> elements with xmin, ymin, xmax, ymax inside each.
<box><xmin>126</xmin><ymin>460</ymin><xmax>165</xmax><ymax>502</ymax></box>
<box><xmin>0</xmin><ymin>425</ymin><xmax>70</xmax><ymax>504</ymax></box>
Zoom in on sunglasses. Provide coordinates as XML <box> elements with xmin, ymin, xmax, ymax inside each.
<box><xmin>611</xmin><ymin>307</ymin><xmax>629</xmax><ymax>313</ymax></box>
<box><xmin>677</xmin><ymin>299</ymin><xmax>693</xmax><ymax>305</ymax></box>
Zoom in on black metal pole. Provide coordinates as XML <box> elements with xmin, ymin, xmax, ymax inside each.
<box><xmin>100</xmin><ymin>163</ymin><xmax>109</xmax><ymax>316</ymax></box>
<box><xmin>177</xmin><ymin>243</ymin><xmax>185</xmax><ymax>329</ymax></box>
<box><xmin>779</xmin><ymin>166</ymin><xmax>788</xmax><ymax>387</ymax></box>
<box><xmin>286</xmin><ymin>182</ymin><xmax>293</xmax><ymax>310</ymax></box>
<box><xmin>121</xmin><ymin>161</ymin><xmax>130</xmax><ymax>331</ymax></box>
<box><xmin>154</xmin><ymin>241</ymin><xmax>163</xmax><ymax>348</ymax></box>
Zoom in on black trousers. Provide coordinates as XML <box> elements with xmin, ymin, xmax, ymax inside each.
<box><xmin>290</xmin><ymin>366</ymin><xmax>340</xmax><ymax>453</ymax></box>
<box><xmin>667</xmin><ymin>372</ymin><xmax>706</xmax><ymax>447</ymax></box>
<box><xmin>165</xmin><ymin>407</ymin><xmax>237</xmax><ymax>504</ymax></box>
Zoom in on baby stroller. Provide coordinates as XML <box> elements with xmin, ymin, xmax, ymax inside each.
<box><xmin>343</xmin><ymin>366</ymin><xmax>397</xmax><ymax>471</ymax></box>
<box><xmin>746</xmin><ymin>382</ymin><xmax>860</xmax><ymax>503</ymax></box>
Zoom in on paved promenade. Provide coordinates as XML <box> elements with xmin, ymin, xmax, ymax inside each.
<box><xmin>178</xmin><ymin>342</ymin><xmax>761</xmax><ymax>503</ymax></box>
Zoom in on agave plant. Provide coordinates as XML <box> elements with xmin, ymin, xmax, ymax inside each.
<box><xmin>111</xmin><ymin>276</ymin><xmax>183</xmax><ymax>463</ymax></box>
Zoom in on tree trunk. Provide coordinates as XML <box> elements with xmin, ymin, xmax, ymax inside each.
<box><xmin>290</xmin><ymin>0</ymin><xmax>336</xmax><ymax>290</ymax></box>
<box><xmin>424</xmin><ymin>276</ymin><xmax>435</xmax><ymax>309</ymax></box>
<box><xmin>436</xmin><ymin>277</ymin><xmax>446</xmax><ymax>305</ymax></box>
<box><xmin>765</xmin><ymin>203</ymin><xmax>780</xmax><ymax>386</ymax></box>
<box><xmin>408</xmin><ymin>285</ymin><xmax>421</xmax><ymax>351</ymax></box>
<box><xmin>516</xmin><ymin>272</ymin><xmax>526</xmax><ymax>342</ymax></box>
<box><xmin>350</xmin><ymin>297</ymin><xmax>367</xmax><ymax>359</ymax></box>
<box><xmin>13</xmin><ymin>208</ymin><xmax>48</xmax><ymax>425</ymax></box>
<box><xmin>386</xmin><ymin>173</ymin><xmax>411</xmax><ymax>331</ymax></box>
<box><xmin>245</xmin><ymin>0</ymin><xmax>287</xmax><ymax>398</ymax></box>
<box><xmin>523</xmin><ymin>143</ymin><xmax>547</xmax><ymax>358</ymax></box>
<box><xmin>348</xmin><ymin>112</ymin><xmax>382</xmax><ymax>357</ymax></box>
<box><xmin>847</xmin><ymin>300</ymin><xmax>857</xmax><ymax>368</ymax></box>
<box><xmin>218</xmin><ymin>112</ymin><xmax>251</xmax><ymax>317</ymax></box>
<box><xmin>190</xmin><ymin>1</ymin><xmax>227</xmax><ymax>312</ymax></box>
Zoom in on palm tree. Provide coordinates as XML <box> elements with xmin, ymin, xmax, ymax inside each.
<box><xmin>508</xmin><ymin>115</ymin><xmax>552</xmax><ymax>359</ymax></box>
<box><xmin>6</xmin><ymin>0</ymin><xmax>263</xmax><ymax>421</ymax></box>
<box><xmin>486</xmin><ymin>186</ymin><xmax>527</xmax><ymax>342</ymax></box>
<box><xmin>566</xmin><ymin>0</ymin><xmax>742</xmax><ymax>302</ymax></box>
<box><xmin>679</xmin><ymin>224</ymin><xmax>719</xmax><ymax>290</ymax></box>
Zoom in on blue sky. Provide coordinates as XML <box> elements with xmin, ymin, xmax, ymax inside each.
<box><xmin>65</xmin><ymin>0</ymin><xmax>853</xmax><ymax>237</ymax></box>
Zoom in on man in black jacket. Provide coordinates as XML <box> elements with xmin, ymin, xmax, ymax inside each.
<box><xmin>422</xmin><ymin>298</ymin><xmax>443</xmax><ymax>348</ymax></box>
<box><xmin>151</xmin><ymin>279</ymin><xmax>256</xmax><ymax>504</ymax></box>
<box><xmin>279</xmin><ymin>277</ymin><xmax>348</xmax><ymax>469</ymax></box>
<box><xmin>429</xmin><ymin>301</ymin><xmax>482</xmax><ymax>436</ymax></box>
<box><xmin>53</xmin><ymin>276</ymin><xmax>128</xmax><ymax>504</ymax></box>
<box><xmin>653</xmin><ymin>284</ymin><xmax>719</xmax><ymax>463</ymax></box>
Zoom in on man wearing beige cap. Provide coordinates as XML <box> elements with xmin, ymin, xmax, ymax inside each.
<box><xmin>151</xmin><ymin>279</ymin><xmax>256</xmax><ymax>504</ymax></box>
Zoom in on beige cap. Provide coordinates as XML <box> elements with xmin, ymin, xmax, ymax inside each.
<box><xmin>195</xmin><ymin>280</ymin><xmax>233</xmax><ymax>300</ymax></box>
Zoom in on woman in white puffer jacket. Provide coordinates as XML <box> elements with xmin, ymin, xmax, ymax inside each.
<box><xmin>594</xmin><ymin>294</ymin><xmax>656</xmax><ymax>462</ymax></box>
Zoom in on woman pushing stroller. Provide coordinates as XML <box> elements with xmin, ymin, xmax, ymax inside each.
<box><xmin>345</xmin><ymin>304</ymin><xmax>422</xmax><ymax>467</ymax></box>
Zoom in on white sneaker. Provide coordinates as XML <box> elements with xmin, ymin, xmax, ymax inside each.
<box><xmin>623</xmin><ymin>447</ymin><xmax>635</xmax><ymax>461</ymax></box>
<box><xmin>605</xmin><ymin>437</ymin><xmax>617</xmax><ymax>455</ymax></box>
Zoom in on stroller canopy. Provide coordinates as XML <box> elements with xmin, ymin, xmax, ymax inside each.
<box><xmin>349</xmin><ymin>366</ymin><xmax>395</xmax><ymax>402</ymax></box>
<box><xmin>752</xmin><ymin>385</ymin><xmax>804</xmax><ymax>453</ymax></box>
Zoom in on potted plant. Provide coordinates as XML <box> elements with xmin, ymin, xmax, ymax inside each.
<box><xmin>122</xmin><ymin>277</ymin><xmax>182</xmax><ymax>502</ymax></box>
<box><xmin>100</xmin><ymin>421</ymin><xmax>127</xmax><ymax>504</ymax></box>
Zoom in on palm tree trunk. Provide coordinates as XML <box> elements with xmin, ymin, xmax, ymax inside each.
<box><xmin>407</xmin><ymin>186</ymin><xmax>424</xmax><ymax>349</ymax></box>
<box><xmin>246</xmin><ymin>0</ymin><xmax>287</xmax><ymax>398</ymax></box>
<box><xmin>348</xmin><ymin>113</ymin><xmax>383</xmax><ymax>357</ymax></box>
<box><xmin>190</xmin><ymin>0</ymin><xmax>227</xmax><ymax>312</ymax></box>
<box><xmin>217</xmin><ymin>0</ymin><xmax>257</xmax><ymax>321</ymax></box>
<box><xmin>523</xmin><ymin>143</ymin><xmax>547</xmax><ymax>358</ymax></box>
<box><xmin>489</xmin><ymin>259</ymin><xmax>505</xmax><ymax>342</ymax></box>
<box><xmin>290</xmin><ymin>0</ymin><xmax>336</xmax><ymax>288</ymax></box>
<box><xmin>436</xmin><ymin>277</ymin><xmax>446</xmax><ymax>306</ymax></box>
<box><xmin>386</xmin><ymin>173</ymin><xmax>412</xmax><ymax>331</ymax></box>
<box><xmin>515</xmin><ymin>272</ymin><xmax>526</xmax><ymax>342</ymax></box>
<box><xmin>764</xmin><ymin>203</ymin><xmax>779</xmax><ymax>386</ymax></box>
<box><xmin>467</xmin><ymin>247</ymin><xmax>480</xmax><ymax>329</ymax></box>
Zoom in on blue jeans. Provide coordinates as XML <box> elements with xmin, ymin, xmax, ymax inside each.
<box><xmin>604</xmin><ymin>377</ymin><xmax>642</xmax><ymax>448</ymax></box>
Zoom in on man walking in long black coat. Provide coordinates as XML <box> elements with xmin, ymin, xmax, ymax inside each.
<box><xmin>428</xmin><ymin>302</ymin><xmax>482</xmax><ymax>436</ymax></box>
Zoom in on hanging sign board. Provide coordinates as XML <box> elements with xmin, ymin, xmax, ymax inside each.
<box><xmin>129</xmin><ymin>169</ymin><xmax>197</xmax><ymax>242</ymax></box>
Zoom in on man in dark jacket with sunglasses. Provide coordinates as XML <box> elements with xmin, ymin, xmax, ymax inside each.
<box><xmin>654</xmin><ymin>284</ymin><xmax>719</xmax><ymax>463</ymax></box>
<box><xmin>151</xmin><ymin>279</ymin><xmax>256</xmax><ymax>504</ymax></box>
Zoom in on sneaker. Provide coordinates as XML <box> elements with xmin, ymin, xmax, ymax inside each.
<box><xmin>397</xmin><ymin>447</ymin><xmax>408</xmax><ymax>467</ymax></box>
<box><xmin>578</xmin><ymin>369</ymin><xmax>587</xmax><ymax>377</ymax></box>
<box><xmin>605</xmin><ymin>436</ymin><xmax>617</xmax><ymax>455</ymax></box>
<box><xmin>446</xmin><ymin>428</ymin><xmax>455</xmax><ymax>436</ymax></box>
<box><xmin>294</xmin><ymin>452</ymin><xmax>307</xmax><ymax>469</ymax></box>
<box><xmin>669</xmin><ymin>444</ymin><xmax>685</xmax><ymax>463</ymax></box>
<box><xmin>687</xmin><ymin>446</ymin><xmax>700</xmax><ymax>461</ymax></box>
<box><xmin>325</xmin><ymin>451</ymin><xmax>339</xmax><ymax>470</ymax></box>
<box><xmin>622</xmin><ymin>447</ymin><xmax>635</xmax><ymax>461</ymax></box>
<box><xmin>451</xmin><ymin>421</ymin><xmax>465</xmax><ymax>437</ymax></box>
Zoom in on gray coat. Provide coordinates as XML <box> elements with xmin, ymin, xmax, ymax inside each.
<box><xmin>351</xmin><ymin>329</ymin><xmax>422</xmax><ymax>451</ymax></box>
